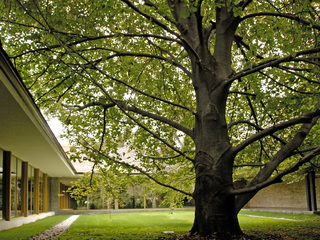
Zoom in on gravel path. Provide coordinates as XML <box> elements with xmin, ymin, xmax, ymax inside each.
<box><xmin>29</xmin><ymin>215</ymin><xmax>80</xmax><ymax>240</ymax></box>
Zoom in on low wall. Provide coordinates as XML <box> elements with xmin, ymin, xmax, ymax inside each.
<box><xmin>247</xmin><ymin>179</ymin><xmax>320</xmax><ymax>209</ymax></box>
<box><xmin>0</xmin><ymin>212</ymin><xmax>55</xmax><ymax>231</ymax></box>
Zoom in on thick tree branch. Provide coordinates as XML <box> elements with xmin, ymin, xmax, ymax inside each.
<box><xmin>195</xmin><ymin>0</ymin><xmax>204</xmax><ymax>45</ymax></box>
<box><xmin>165</xmin><ymin>0</ymin><xmax>202</xmax><ymax>60</ymax></box>
<box><xmin>232</xmin><ymin>108</ymin><xmax>320</xmax><ymax>154</ymax></box>
<box><xmin>214</xmin><ymin>6</ymin><xmax>239</xmax><ymax>67</ymax></box>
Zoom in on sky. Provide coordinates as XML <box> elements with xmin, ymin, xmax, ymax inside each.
<box><xmin>48</xmin><ymin>118</ymin><xmax>69</xmax><ymax>145</ymax></box>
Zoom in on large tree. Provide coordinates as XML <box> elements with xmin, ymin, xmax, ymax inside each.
<box><xmin>1</xmin><ymin>0</ymin><xmax>320</xmax><ymax>237</ymax></box>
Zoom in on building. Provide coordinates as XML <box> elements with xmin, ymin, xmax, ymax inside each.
<box><xmin>0</xmin><ymin>42</ymin><xmax>81</xmax><ymax>231</ymax></box>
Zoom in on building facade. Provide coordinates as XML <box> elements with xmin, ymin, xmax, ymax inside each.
<box><xmin>0</xmin><ymin>43</ymin><xmax>80</xmax><ymax>231</ymax></box>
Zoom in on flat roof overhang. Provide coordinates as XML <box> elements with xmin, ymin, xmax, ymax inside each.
<box><xmin>0</xmin><ymin>45</ymin><xmax>76</xmax><ymax>178</ymax></box>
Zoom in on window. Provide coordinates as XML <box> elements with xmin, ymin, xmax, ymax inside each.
<box><xmin>11</xmin><ymin>158</ymin><xmax>22</xmax><ymax>217</ymax></box>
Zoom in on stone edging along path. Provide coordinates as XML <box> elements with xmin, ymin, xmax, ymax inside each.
<box><xmin>29</xmin><ymin>215</ymin><xmax>79</xmax><ymax>240</ymax></box>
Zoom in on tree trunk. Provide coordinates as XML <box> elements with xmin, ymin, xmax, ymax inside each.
<box><xmin>187</xmin><ymin>46</ymin><xmax>241</xmax><ymax>236</ymax></box>
<box><xmin>176</xmin><ymin>4</ymin><xmax>240</xmax><ymax>236</ymax></box>
<box><xmin>191</xmin><ymin>195</ymin><xmax>242</xmax><ymax>237</ymax></box>
<box><xmin>190</xmin><ymin>151</ymin><xmax>242</xmax><ymax>238</ymax></box>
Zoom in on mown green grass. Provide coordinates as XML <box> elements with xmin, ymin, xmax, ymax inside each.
<box><xmin>0</xmin><ymin>215</ymin><xmax>71</xmax><ymax>240</ymax></box>
<box><xmin>57</xmin><ymin>210</ymin><xmax>320</xmax><ymax>239</ymax></box>
<box><xmin>58</xmin><ymin>211</ymin><xmax>194</xmax><ymax>240</ymax></box>
<box><xmin>239</xmin><ymin>210</ymin><xmax>320</xmax><ymax>239</ymax></box>
<box><xmin>59</xmin><ymin>211</ymin><xmax>320</xmax><ymax>240</ymax></box>
<box><xmin>1</xmin><ymin>211</ymin><xmax>320</xmax><ymax>239</ymax></box>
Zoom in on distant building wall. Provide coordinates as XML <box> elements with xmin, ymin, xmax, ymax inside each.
<box><xmin>247</xmin><ymin>178</ymin><xmax>320</xmax><ymax>209</ymax></box>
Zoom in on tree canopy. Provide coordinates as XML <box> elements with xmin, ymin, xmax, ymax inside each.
<box><xmin>1</xmin><ymin>0</ymin><xmax>320</xmax><ymax>237</ymax></box>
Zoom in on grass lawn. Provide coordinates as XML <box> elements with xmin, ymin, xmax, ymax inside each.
<box><xmin>57</xmin><ymin>210</ymin><xmax>320</xmax><ymax>239</ymax></box>
<box><xmin>0</xmin><ymin>215</ymin><xmax>71</xmax><ymax>240</ymax></box>
<box><xmin>58</xmin><ymin>211</ymin><xmax>194</xmax><ymax>240</ymax></box>
<box><xmin>239</xmin><ymin>210</ymin><xmax>320</xmax><ymax>239</ymax></box>
<box><xmin>1</xmin><ymin>211</ymin><xmax>320</xmax><ymax>239</ymax></box>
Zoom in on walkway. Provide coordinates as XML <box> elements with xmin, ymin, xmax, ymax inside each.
<box><xmin>29</xmin><ymin>215</ymin><xmax>79</xmax><ymax>240</ymax></box>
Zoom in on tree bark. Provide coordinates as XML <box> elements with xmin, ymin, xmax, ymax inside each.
<box><xmin>190</xmin><ymin>152</ymin><xmax>242</xmax><ymax>238</ymax></box>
